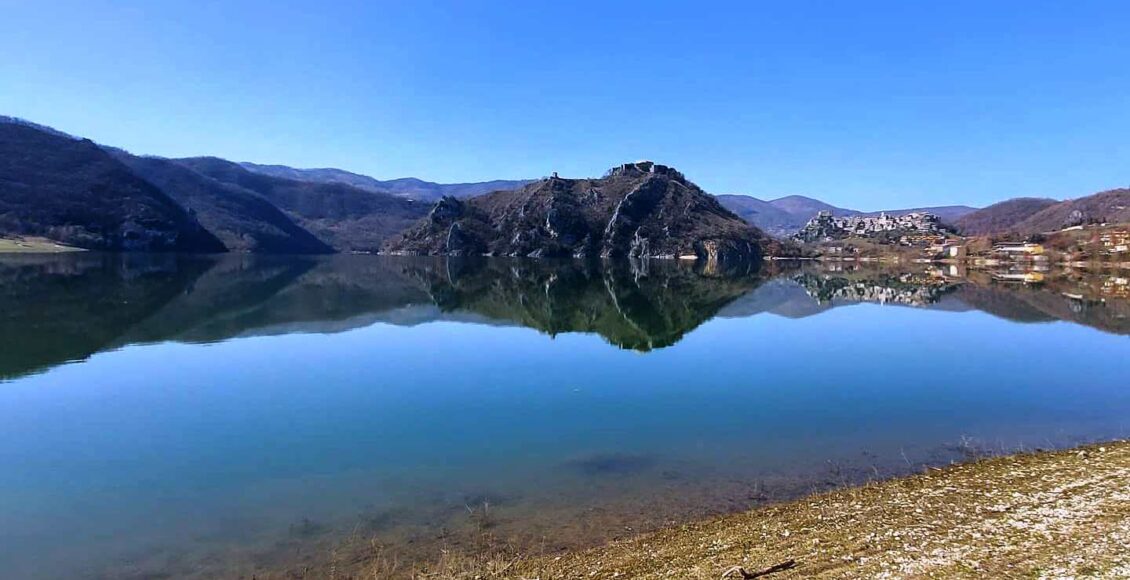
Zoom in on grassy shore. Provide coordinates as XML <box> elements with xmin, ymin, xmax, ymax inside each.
<box><xmin>0</xmin><ymin>236</ymin><xmax>82</xmax><ymax>253</ymax></box>
<box><xmin>324</xmin><ymin>441</ymin><xmax>1129</xmax><ymax>579</ymax></box>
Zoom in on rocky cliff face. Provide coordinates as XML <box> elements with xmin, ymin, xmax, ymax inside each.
<box><xmin>384</xmin><ymin>162</ymin><xmax>765</xmax><ymax>262</ymax></box>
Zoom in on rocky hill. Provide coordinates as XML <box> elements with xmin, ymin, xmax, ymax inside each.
<box><xmin>239</xmin><ymin>162</ymin><xmax>531</xmax><ymax>202</ymax></box>
<box><xmin>385</xmin><ymin>162</ymin><xmax>767</xmax><ymax>261</ymax></box>
<box><xmin>0</xmin><ymin>120</ymin><xmax>225</xmax><ymax>252</ymax></box>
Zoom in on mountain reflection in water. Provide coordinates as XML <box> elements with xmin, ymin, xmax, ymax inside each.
<box><xmin>2</xmin><ymin>254</ymin><xmax>1128</xmax><ymax>580</ymax></box>
<box><xmin>1</xmin><ymin>253</ymin><xmax>1128</xmax><ymax>380</ymax></box>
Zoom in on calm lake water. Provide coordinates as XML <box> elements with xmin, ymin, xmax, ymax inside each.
<box><xmin>1</xmin><ymin>254</ymin><xmax>1128</xmax><ymax>578</ymax></box>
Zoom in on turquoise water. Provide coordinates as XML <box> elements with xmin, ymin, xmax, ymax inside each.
<box><xmin>1</xmin><ymin>255</ymin><xmax>1127</xmax><ymax>578</ymax></box>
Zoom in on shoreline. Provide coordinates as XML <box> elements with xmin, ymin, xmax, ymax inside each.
<box><xmin>505</xmin><ymin>440</ymin><xmax>1130</xmax><ymax>579</ymax></box>
<box><xmin>310</xmin><ymin>440</ymin><xmax>1129</xmax><ymax>579</ymax></box>
<box><xmin>0</xmin><ymin>236</ymin><xmax>83</xmax><ymax>253</ymax></box>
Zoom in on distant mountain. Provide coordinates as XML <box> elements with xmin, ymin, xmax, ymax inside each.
<box><xmin>856</xmin><ymin>205</ymin><xmax>977</xmax><ymax>222</ymax></box>
<box><xmin>174</xmin><ymin>157</ymin><xmax>430</xmax><ymax>252</ymax></box>
<box><xmin>713</xmin><ymin>195</ymin><xmax>807</xmax><ymax>237</ymax></box>
<box><xmin>767</xmin><ymin>195</ymin><xmax>857</xmax><ymax>219</ymax></box>
<box><xmin>113</xmin><ymin>153</ymin><xmax>333</xmax><ymax>254</ymax></box>
<box><xmin>717</xmin><ymin>194</ymin><xmax>977</xmax><ymax>237</ymax></box>
<box><xmin>239</xmin><ymin>162</ymin><xmax>531</xmax><ymax>201</ymax></box>
<box><xmin>387</xmin><ymin>161</ymin><xmax>767</xmax><ymax>261</ymax></box>
<box><xmin>0</xmin><ymin>120</ymin><xmax>225</xmax><ymax>252</ymax></box>
<box><xmin>371</xmin><ymin>177</ymin><xmax>535</xmax><ymax>200</ymax></box>
<box><xmin>236</xmin><ymin>163</ymin><xmax>391</xmax><ymax>193</ymax></box>
<box><xmin>954</xmin><ymin>190</ymin><xmax>1130</xmax><ymax>236</ymax></box>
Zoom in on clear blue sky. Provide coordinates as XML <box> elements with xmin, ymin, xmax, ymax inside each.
<box><xmin>3</xmin><ymin>1</ymin><xmax>1128</xmax><ymax>209</ymax></box>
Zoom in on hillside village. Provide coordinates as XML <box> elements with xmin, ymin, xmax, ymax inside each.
<box><xmin>794</xmin><ymin>211</ymin><xmax>947</xmax><ymax>243</ymax></box>
<box><xmin>790</xmin><ymin>206</ymin><xmax>1130</xmax><ymax>271</ymax></box>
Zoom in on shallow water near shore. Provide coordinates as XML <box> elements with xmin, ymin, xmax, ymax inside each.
<box><xmin>1</xmin><ymin>254</ymin><xmax>1128</xmax><ymax>578</ymax></box>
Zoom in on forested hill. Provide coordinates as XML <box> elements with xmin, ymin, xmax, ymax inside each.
<box><xmin>0</xmin><ymin>121</ymin><xmax>225</xmax><ymax>252</ymax></box>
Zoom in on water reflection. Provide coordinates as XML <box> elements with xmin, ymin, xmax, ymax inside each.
<box><xmin>1</xmin><ymin>254</ymin><xmax>1128</xmax><ymax>579</ymax></box>
<box><xmin>2</xmin><ymin>254</ymin><xmax>1128</xmax><ymax>380</ymax></box>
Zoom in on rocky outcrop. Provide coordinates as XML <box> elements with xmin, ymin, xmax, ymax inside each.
<box><xmin>384</xmin><ymin>161</ymin><xmax>766</xmax><ymax>262</ymax></box>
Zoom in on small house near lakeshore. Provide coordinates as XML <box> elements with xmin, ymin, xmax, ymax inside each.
<box><xmin>992</xmin><ymin>242</ymin><xmax>1045</xmax><ymax>256</ymax></box>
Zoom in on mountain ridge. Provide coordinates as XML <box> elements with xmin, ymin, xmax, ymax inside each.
<box><xmin>3</xmin><ymin>116</ymin><xmax>1127</xmax><ymax>252</ymax></box>
<box><xmin>238</xmin><ymin>162</ymin><xmax>532</xmax><ymax>202</ymax></box>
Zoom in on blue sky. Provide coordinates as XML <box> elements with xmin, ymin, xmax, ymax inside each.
<box><xmin>2</xmin><ymin>1</ymin><xmax>1127</xmax><ymax>209</ymax></box>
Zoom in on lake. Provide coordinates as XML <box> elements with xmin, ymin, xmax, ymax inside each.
<box><xmin>1</xmin><ymin>254</ymin><xmax>1128</xmax><ymax>579</ymax></box>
